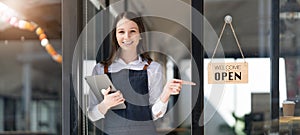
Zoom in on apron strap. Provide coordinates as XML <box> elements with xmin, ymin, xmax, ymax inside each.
<box><xmin>143</xmin><ymin>60</ymin><xmax>152</xmax><ymax>70</ymax></box>
<box><xmin>104</xmin><ymin>64</ymin><xmax>109</xmax><ymax>74</ymax></box>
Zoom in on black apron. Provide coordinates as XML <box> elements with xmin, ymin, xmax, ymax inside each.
<box><xmin>101</xmin><ymin>61</ymin><xmax>157</xmax><ymax>135</ymax></box>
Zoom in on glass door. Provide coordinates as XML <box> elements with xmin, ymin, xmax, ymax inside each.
<box><xmin>203</xmin><ymin>0</ymin><xmax>280</xmax><ymax>134</ymax></box>
<box><xmin>71</xmin><ymin>0</ymin><xmax>196</xmax><ymax>134</ymax></box>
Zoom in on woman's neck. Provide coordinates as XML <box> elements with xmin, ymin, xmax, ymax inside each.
<box><xmin>119</xmin><ymin>51</ymin><xmax>138</xmax><ymax>64</ymax></box>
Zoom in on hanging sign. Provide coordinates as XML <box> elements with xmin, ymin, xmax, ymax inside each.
<box><xmin>208</xmin><ymin>62</ymin><xmax>248</xmax><ymax>84</ymax></box>
<box><xmin>208</xmin><ymin>15</ymin><xmax>248</xmax><ymax>84</ymax></box>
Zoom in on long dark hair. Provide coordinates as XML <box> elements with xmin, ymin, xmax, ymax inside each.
<box><xmin>100</xmin><ymin>11</ymin><xmax>152</xmax><ymax>66</ymax></box>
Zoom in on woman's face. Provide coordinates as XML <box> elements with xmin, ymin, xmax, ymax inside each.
<box><xmin>116</xmin><ymin>18</ymin><xmax>140</xmax><ymax>52</ymax></box>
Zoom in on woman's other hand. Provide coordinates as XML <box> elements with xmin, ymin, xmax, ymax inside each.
<box><xmin>160</xmin><ymin>79</ymin><xmax>195</xmax><ymax>103</ymax></box>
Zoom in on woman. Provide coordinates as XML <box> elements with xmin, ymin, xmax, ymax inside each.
<box><xmin>88</xmin><ymin>11</ymin><xmax>195</xmax><ymax>135</ymax></box>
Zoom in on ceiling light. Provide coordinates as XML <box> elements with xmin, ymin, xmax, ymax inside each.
<box><xmin>0</xmin><ymin>2</ymin><xmax>62</xmax><ymax>64</ymax></box>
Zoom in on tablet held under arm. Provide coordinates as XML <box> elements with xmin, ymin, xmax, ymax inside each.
<box><xmin>85</xmin><ymin>74</ymin><xmax>126</xmax><ymax>110</ymax></box>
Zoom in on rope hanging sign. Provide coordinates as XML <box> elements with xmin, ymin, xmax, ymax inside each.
<box><xmin>208</xmin><ymin>15</ymin><xmax>248</xmax><ymax>84</ymax></box>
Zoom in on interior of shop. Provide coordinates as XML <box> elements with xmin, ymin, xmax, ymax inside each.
<box><xmin>0</xmin><ymin>0</ymin><xmax>300</xmax><ymax>135</ymax></box>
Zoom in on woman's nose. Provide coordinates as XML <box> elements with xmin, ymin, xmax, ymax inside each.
<box><xmin>124</xmin><ymin>32</ymin><xmax>130</xmax><ymax>39</ymax></box>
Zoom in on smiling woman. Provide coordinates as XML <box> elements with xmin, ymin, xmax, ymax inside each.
<box><xmin>88</xmin><ymin>12</ymin><xmax>161</xmax><ymax>135</ymax></box>
<box><xmin>87</xmin><ymin>11</ymin><xmax>195</xmax><ymax>135</ymax></box>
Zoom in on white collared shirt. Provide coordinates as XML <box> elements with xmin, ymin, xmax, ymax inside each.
<box><xmin>88</xmin><ymin>56</ymin><xmax>168</xmax><ymax>121</ymax></box>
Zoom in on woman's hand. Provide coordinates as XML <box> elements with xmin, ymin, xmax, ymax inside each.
<box><xmin>97</xmin><ymin>86</ymin><xmax>125</xmax><ymax>115</ymax></box>
<box><xmin>160</xmin><ymin>79</ymin><xmax>195</xmax><ymax>103</ymax></box>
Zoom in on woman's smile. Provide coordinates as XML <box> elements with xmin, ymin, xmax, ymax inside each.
<box><xmin>121</xmin><ymin>40</ymin><xmax>134</xmax><ymax>46</ymax></box>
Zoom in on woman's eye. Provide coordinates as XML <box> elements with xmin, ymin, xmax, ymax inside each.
<box><xmin>118</xmin><ymin>31</ymin><xmax>124</xmax><ymax>34</ymax></box>
<box><xmin>130</xmin><ymin>30</ymin><xmax>137</xmax><ymax>33</ymax></box>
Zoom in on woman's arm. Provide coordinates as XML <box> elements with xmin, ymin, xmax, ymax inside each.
<box><xmin>151</xmin><ymin>78</ymin><xmax>185</xmax><ymax>120</ymax></box>
<box><xmin>149</xmin><ymin>62</ymin><xmax>194</xmax><ymax>120</ymax></box>
<box><xmin>88</xmin><ymin>89</ymin><xmax>105</xmax><ymax>121</ymax></box>
<box><xmin>87</xmin><ymin>64</ymin><xmax>105</xmax><ymax>121</ymax></box>
<box><xmin>148</xmin><ymin>62</ymin><xmax>168</xmax><ymax>120</ymax></box>
<box><xmin>88</xmin><ymin>86</ymin><xmax>125</xmax><ymax>122</ymax></box>
<box><xmin>87</xmin><ymin>64</ymin><xmax>125</xmax><ymax>121</ymax></box>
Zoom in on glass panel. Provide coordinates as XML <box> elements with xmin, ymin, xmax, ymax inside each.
<box><xmin>204</xmin><ymin>0</ymin><xmax>274</xmax><ymax>134</ymax></box>
<box><xmin>76</xmin><ymin>0</ymin><xmax>195</xmax><ymax>134</ymax></box>
<box><xmin>0</xmin><ymin>1</ymin><xmax>61</xmax><ymax>134</ymax></box>
<box><xmin>280</xmin><ymin>0</ymin><xmax>300</xmax><ymax>134</ymax></box>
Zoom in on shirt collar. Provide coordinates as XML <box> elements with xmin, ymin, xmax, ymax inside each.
<box><xmin>114</xmin><ymin>55</ymin><xmax>147</xmax><ymax>65</ymax></box>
